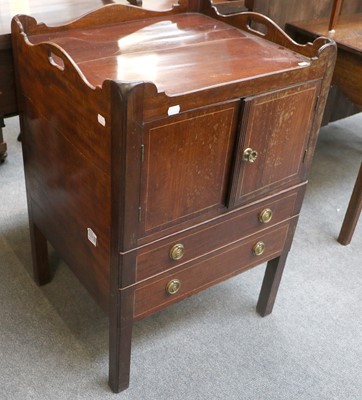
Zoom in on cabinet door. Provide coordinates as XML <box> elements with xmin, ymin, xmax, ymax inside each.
<box><xmin>140</xmin><ymin>101</ymin><xmax>239</xmax><ymax>236</ymax></box>
<box><xmin>229</xmin><ymin>81</ymin><xmax>320</xmax><ymax>207</ymax></box>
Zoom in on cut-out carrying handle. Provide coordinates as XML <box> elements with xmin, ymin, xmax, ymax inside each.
<box><xmin>220</xmin><ymin>11</ymin><xmax>335</xmax><ymax>58</ymax></box>
<box><xmin>36</xmin><ymin>41</ymin><xmax>96</xmax><ymax>90</ymax></box>
<box><xmin>244</xmin><ymin>14</ymin><xmax>269</xmax><ymax>37</ymax></box>
<box><xmin>241</xmin><ymin>12</ymin><xmax>291</xmax><ymax>43</ymax></box>
<box><xmin>48</xmin><ymin>50</ymin><xmax>65</xmax><ymax>70</ymax></box>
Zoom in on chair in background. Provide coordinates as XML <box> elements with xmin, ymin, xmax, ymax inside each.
<box><xmin>338</xmin><ymin>163</ymin><xmax>362</xmax><ymax>245</ymax></box>
<box><xmin>285</xmin><ymin>1</ymin><xmax>362</xmax><ymax>125</ymax></box>
<box><xmin>286</xmin><ymin>0</ymin><xmax>362</xmax><ymax>244</ymax></box>
<box><xmin>328</xmin><ymin>0</ymin><xmax>361</xmax><ymax>245</ymax></box>
<box><xmin>328</xmin><ymin>0</ymin><xmax>343</xmax><ymax>31</ymax></box>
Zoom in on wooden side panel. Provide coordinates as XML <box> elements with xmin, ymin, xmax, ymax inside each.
<box><xmin>140</xmin><ymin>101</ymin><xmax>239</xmax><ymax>236</ymax></box>
<box><xmin>22</xmin><ymin>100</ymin><xmax>111</xmax><ymax>311</ymax></box>
<box><xmin>229</xmin><ymin>82</ymin><xmax>320</xmax><ymax>207</ymax></box>
<box><xmin>12</xmin><ymin>36</ymin><xmax>111</xmax><ymax>173</ymax></box>
<box><xmin>12</xmin><ymin>32</ymin><xmax>113</xmax><ymax>311</ymax></box>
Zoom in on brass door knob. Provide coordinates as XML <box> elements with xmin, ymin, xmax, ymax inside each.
<box><xmin>259</xmin><ymin>208</ymin><xmax>273</xmax><ymax>223</ymax></box>
<box><xmin>253</xmin><ymin>241</ymin><xmax>265</xmax><ymax>256</ymax></box>
<box><xmin>169</xmin><ymin>243</ymin><xmax>185</xmax><ymax>261</ymax></box>
<box><xmin>242</xmin><ymin>148</ymin><xmax>258</xmax><ymax>163</ymax></box>
<box><xmin>166</xmin><ymin>279</ymin><xmax>181</xmax><ymax>295</ymax></box>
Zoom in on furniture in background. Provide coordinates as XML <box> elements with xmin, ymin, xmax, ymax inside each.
<box><xmin>251</xmin><ymin>0</ymin><xmax>362</xmax><ymax>30</ymax></box>
<box><xmin>0</xmin><ymin>0</ymin><xmax>115</xmax><ymax>162</ymax></box>
<box><xmin>286</xmin><ymin>4</ymin><xmax>362</xmax><ymax>113</ymax></box>
<box><xmin>249</xmin><ymin>0</ymin><xmax>362</xmax><ymax>126</ymax></box>
<box><xmin>329</xmin><ymin>1</ymin><xmax>362</xmax><ymax>246</ymax></box>
<box><xmin>12</xmin><ymin>0</ymin><xmax>335</xmax><ymax>393</ymax></box>
<box><xmin>328</xmin><ymin>0</ymin><xmax>343</xmax><ymax>30</ymax></box>
<box><xmin>128</xmin><ymin>0</ymin><xmax>252</xmax><ymax>13</ymax></box>
<box><xmin>286</xmin><ymin>0</ymin><xmax>362</xmax><ymax>243</ymax></box>
<box><xmin>338</xmin><ymin>162</ymin><xmax>362</xmax><ymax>245</ymax></box>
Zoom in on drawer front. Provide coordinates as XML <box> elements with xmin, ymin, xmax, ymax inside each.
<box><xmin>134</xmin><ymin>221</ymin><xmax>292</xmax><ymax>319</ymax></box>
<box><xmin>136</xmin><ymin>189</ymin><xmax>299</xmax><ymax>282</ymax></box>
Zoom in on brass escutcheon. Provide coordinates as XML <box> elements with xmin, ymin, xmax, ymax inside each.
<box><xmin>259</xmin><ymin>208</ymin><xmax>273</xmax><ymax>223</ymax></box>
<box><xmin>166</xmin><ymin>279</ymin><xmax>181</xmax><ymax>295</ymax></box>
<box><xmin>169</xmin><ymin>243</ymin><xmax>185</xmax><ymax>261</ymax></box>
<box><xmin>242</xmin><ymin>148</ymin><xmax>258</xmax><ymax>163</ymax></box>
<box><xmin>253</xmin><ymin>241</ymin><xmax>266</xmax><ymax>256</ymax></box>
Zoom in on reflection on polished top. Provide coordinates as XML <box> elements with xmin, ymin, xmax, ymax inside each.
<box><xmin>29</xmin><ymin>13</ymin><xmax>308</xmax><ymax>95</ymax></box>
<box><xmin>0</xmin><ymin>0</ymin><xmax>178</xmax><ymax>36</ymax></box>
<box><xmin>0</xmin><ymin>0</ymin><xmax>109</xmax><ymax>35</ymax></box>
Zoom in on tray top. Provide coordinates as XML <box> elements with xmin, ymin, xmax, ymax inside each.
<box><xmin>29</xmin><ymin>13</ymin><xmax>309</xmax><ymax>95</ymax></box>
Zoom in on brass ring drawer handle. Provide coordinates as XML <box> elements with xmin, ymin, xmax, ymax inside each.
<box><xmin>242</xmin><ymin>148</ymin><xmax>258</xmax><ymax>163</ymax></box>
<box><xmin>259</xmin><ymin>208</ymin><xmax>273</xmax><ymax>223</ymax></box>
<box><xmin>253</xmin><ymin>241</ymin><xmax>266</xmax><ymax>256</ymax></box>
<box><xmin>166</xmin><ymin>279</ymin><xmax>181</xmax><ymax>295</ymax></box>
<box><xmin>169</xmin><ymin>243</ymin><xmax>185</xmax><ymax>261</ymax></box>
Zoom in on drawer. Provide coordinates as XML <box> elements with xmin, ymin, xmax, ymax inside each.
<box><xmin>134</xmin><ymin>221</ymin><xmax>292</xmax><ymax>319</ymax></box>
<box><xmin>136</xmin><ymin>189</ymin><xmax>300</xmax><ymax>282</ymax></box>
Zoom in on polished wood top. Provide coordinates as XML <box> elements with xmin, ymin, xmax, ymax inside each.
<box><xmin>29</xmin><ymin>13</ymin><xmax>308</xmax><ymax>95</ymax></box>
<box><xmin>0</xmin><ymin>1</ymin><xmax>180</xmax><ymax>49</ymax></box>
<box><xmin>0</xmin><ymin>0</ymin><xmax>109</xmax><ymax>36</ymax></box>
<box><xmin>287</xmin><ymin>13</ymin><xmax>362</xmax><ymax>56</ymax></box>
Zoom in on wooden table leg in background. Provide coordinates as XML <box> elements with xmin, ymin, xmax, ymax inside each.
<box><xmin>329</xmin><ymin>0</ymin><xmax>343</xmax><ymax>31</ymax></box>
<box><xmin>338</xmin><ymin>162</ymin><xmax>362</xmax><ymax>245</ymax></box>
<box><xmin>0</xmin><ymin>117</ymin><xmax>7</xmax><ymax>163</ymax></box>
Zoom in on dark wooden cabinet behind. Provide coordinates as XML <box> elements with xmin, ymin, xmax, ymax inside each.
<box><xmin>11</xmin><ymin>0</ymin><xmax>336</xmax><ymax>393</ymax></box>
<box><xmin>251</xmin><ymin>0</ymin><xmax>362</xmax><ymax>29</ymax></box>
